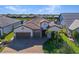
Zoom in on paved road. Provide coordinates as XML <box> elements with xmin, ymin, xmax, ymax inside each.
<box><xmin>2</xmin><ymin>37</ymin><xmax>48</xmax><ymax>53</ymax></box>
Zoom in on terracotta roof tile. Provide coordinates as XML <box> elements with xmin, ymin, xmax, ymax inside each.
<box><xmin>23</xmin><ymin>17</ymin><xmax>49</xmax><ymax>30</ymax></box>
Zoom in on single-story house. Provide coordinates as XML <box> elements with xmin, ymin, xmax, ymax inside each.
<box><xmin>14</xmin><ymin>16</ymin><xmax>49</xmax><ymax>39</ymax></box>
<box><xmin>0</xmin><ymin>16</ymin><xmax>22</xmax><ymax>38</ymax></box>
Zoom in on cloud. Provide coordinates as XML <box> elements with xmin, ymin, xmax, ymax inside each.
<box><xmin>5</xmin><ymin>6</ymin><xmax>28</xmax><ymax>14</ymax></box>
<box><xmin>4</xmin><ymin>5</ymin><xmax>61</xmax><ymax>14</ymax></box>
<box><xmin>5</xmin><ymin>6</ymin><xmax>17</xmax><ymax>11</ymax></box>
<box><xmin>38</xmin><ymin>5</ymin><xmax>61</xmax><ymax>14</ymax></box>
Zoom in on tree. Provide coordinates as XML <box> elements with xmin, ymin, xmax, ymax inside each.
<box><xmin>43</xmin><ymin>31</ymin><xmax>63</xmax><ymax>53</ymax></box>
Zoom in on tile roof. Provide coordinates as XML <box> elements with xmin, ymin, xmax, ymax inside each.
<box><xmin>0</xmin><ymin>16</ymin><xmax>21</xmax><ymax>27</ymax></box>
<box><xmin>23</xmin><ymin>22</ymin><xmax>40</xmax><ymax>30</ymax></box>
<box><xmin>69</xmin><ymin>19</ymin><xmax>79</xmax><ymax>30</ymax></box>
<box><xmin>31</xmin><ymin>17</ymin><xmax>49</xmax><ymax>26</ymax></box>
<box><xmin>49</xmin><ymin>21</ymin><xmax>56</xmax><ymax>27</ymax></box>
<box><xmin>23</xmin><ymin>17</ymin><xmax>49</xmax><ymax>30</ymax></box>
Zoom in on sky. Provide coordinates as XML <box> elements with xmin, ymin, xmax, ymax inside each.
<box><xmin>0</xmin><ymin>5</ymin><xmax>79</xmax><ymax>14</ymax></box>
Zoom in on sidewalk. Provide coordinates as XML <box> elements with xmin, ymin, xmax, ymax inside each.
<box><xmin>2</xmin><ymin>45</ymin><xmax>44</xmax><ymax>53</ymax></box>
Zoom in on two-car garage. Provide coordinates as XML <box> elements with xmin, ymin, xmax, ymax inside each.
<box><xmin>14</xmin><ymin>25</ymin><xmax>42</xmax><ymax>39</ymax></box>
<box><xmin>15</xmin><ymin>32</ymin><xmax>31</xmax><ymax>39</ymax></box>
<box><xmin>14</xmin><ymin>26</ymin><xmax>33</xmax><ymax>39</ymax></box>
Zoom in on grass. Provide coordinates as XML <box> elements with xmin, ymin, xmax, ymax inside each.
<box><xmin>0</xmin><ymin>32</ymin><xmax>14</xmax><ymax>52</ymax></box>
<box><xmin>60</xmin><ymin>33</ymin><xmax>79</xmax><ymax>53</ymax></box>
<box><xmin>16</xmin><ymin>18</ymin><xmax>32</xmax><ymax>21</ymax></box>
<box><xmin>4</xmin><ymin>32</ymin><xmax>14</xmax><ymax>42</ymax></box>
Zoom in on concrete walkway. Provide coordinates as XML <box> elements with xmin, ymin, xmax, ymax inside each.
<box><xmin>2</xmin><ymin>45</ymin><xmax>43</xmax><ymax>53</ymax></box>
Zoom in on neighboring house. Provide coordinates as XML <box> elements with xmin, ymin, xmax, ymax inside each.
<box><xmin>69</xmin><ymin>19</ymin><xmax>79</xmax><ymax>32</ymax></box>
<box><xmin>59</xmin><ymin>13</ymin><xmax>79</xmax><ymax>37</ymax></box>
<box><xmin>14</xmin><ymin>16</ymin><xmax>49</xmax><ymax>39</ymax></box>
<box><xmin>0</xmin><ymin>16</ymin><xmax>22</xmax><ymax>38</ymax></box>
<box><xmin>59</xmin><ymin>13</ymin><xmax>79</xmax><ymax>29</ymax></box>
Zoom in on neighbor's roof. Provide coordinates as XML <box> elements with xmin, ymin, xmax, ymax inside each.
<box><xmin>0</xmin><ymin>16</ymin><xmax>21</xmax><ymax>27</ymax></box>
<box><xmin>61</xmin><ymin>13</ymin><xmax>79</xmax><ymax>19</ymax></box>
<box><xmin>69</xmin><ymin>19</ymin><xmax>79</xmax><ymax>30</ymax></box>
<box><xmin>60</xmin><ymin>13</ymin><xmax>79</xmax><ymax>28</ymax></box>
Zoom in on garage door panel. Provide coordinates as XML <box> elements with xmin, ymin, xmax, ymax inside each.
<box><xmin>15</xmin><ymin>32</ymin><xmax>31</xmax><ymax>39</ymax></box>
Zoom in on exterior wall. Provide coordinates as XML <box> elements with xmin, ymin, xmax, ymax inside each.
<box><xmin>14</xmin><ymin>21</ymin><xmax>22</xmax><ymax>29</ymax></box>
<box><xmin>3</xmin><ymin>25</ymin><xmax>13</xmax><ymax>34</ymax></box>
<box><xmin>33</xmin><ymin>30</ymin><xmax>42</xmax><ymax>38</ymax></box>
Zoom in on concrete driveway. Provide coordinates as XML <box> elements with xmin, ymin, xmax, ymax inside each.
<box><xmin>2</xmin><ymin>37</ymin><xmax>48</xmax><ymax>53</ymax></box>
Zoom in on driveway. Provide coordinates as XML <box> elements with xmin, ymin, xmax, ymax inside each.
<box><xmin>2</xmin><ymin>37</ymin><xmax>48</xmax><ymax>53</ymax></box>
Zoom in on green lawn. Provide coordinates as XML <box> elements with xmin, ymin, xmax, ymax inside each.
<box><xmin>16</xmin><ymin>18</ymin><xmax>32</xmax><ymax>21</ymax></box>
<box><xmin>0</xmin><ymin>32</ymin><xmax>14</xmax><ymax>52</ymax></box>
<box><xmin>60</xmin><ymin>33</ymin><xmax>79</xmax><ymax>53</ymax></box>
<box><xmin>4</xmin><ymin>32</ymin><xmax>14</xmax><ymax>42</ymax></box>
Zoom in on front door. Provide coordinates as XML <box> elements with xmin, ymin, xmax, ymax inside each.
<box><xmin>42</xmin><ymin>30</ymin><xmax>46</xmax><ymax>37</ymax></box>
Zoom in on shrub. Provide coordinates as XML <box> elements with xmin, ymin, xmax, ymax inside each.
<box><xmin>43</xmin><ymin>31</ymin><xmax>64</xmax><ymax>53</ymax></box>
<box><xmin>72</xmin><ymin>30</ymin><xmax>79</xmax><ymax>43</ymax></box>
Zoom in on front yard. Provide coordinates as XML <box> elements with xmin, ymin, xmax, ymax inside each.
<box><xmin>4</xmin><ymin>32</ymin><xmax>14</xmax><ymax>42</ymax></box>
<box><xmin>0</xmin><ymin>32</ymin><xmax>14</xmax><ymax>52</ymax></box>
